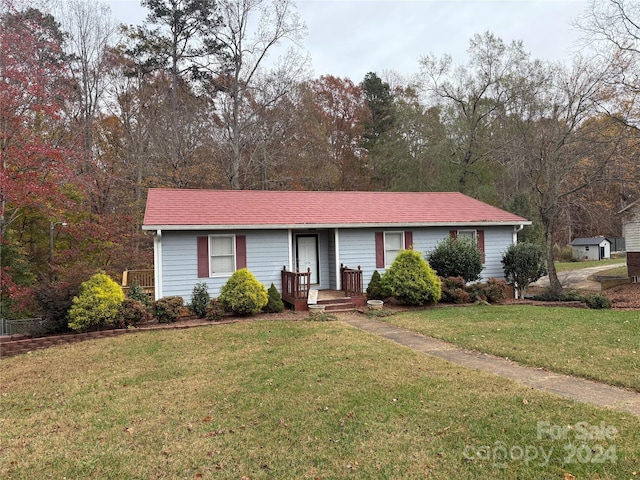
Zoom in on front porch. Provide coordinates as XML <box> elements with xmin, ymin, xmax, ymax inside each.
<box><xmin>281</xmin><ymin>264</ymin><xmax>365</xmax><ymax>312</ymax></box>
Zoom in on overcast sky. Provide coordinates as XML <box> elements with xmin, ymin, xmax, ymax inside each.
<box><xmin>105</xmin><ymin>0</ymin><xmax>591</xmax><ymax>81</ymax></box>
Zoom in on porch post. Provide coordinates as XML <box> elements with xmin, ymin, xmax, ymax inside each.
<box><xmin>288</xmin><ymin>229</ymin><xmax>294</xmax><ymax>272</ymax></box>
<box><xmin>334</xmin><ymin>228</ymin><xmax>341</xmax><ymax>290</ymax></box>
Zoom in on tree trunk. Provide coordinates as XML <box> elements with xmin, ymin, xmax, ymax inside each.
<box><xmin>543</xmin><ymin>208</ymin><xmax>563</xmax><ymax>294</ymax></box>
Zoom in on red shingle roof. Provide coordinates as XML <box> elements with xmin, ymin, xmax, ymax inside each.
<box><xmin>142</xmin><ymin>189</ymin><xmax>529</xmax><ymax>229</ymax></box>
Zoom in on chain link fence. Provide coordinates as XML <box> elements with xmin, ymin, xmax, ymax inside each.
<box><xmin>0</xmin><ymin>318</ymin><xmax>45</xmax><ymax>337</ymax></box>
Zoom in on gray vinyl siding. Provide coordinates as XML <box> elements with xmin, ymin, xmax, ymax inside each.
<box><xmin>337</xmin><ymin>228</ymin><xmax>379</xmax><ymax>291</ymax></box>
<box><xmin>337</xmin><ymin>226</ymin><xmax>516</xmax><ymax>291</ymax></box>
<box><xmin>327</xmin><ymin>231</ymin><xmax>337</xmax><ymax>289</ymax></box>
<box><xmin>159</xmin><ymin>225</ymin><xmax>517</xmax><ymax>302</ymax></box>
<box><xmin>480</xmin><ymin>227</ymin><xmax>517</xmax><ymax>279</ymax></box>
<box><xmin>161</xmin><ymin>230</ymin><xmax>289</xmax><ymax>302</ymax></box>
<box><xmin>318</xmin><ymin>231</ymin><xmax>331</xmax><ymax>289</ymax></box>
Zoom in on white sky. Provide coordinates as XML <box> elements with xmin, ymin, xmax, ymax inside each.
<box><xmin>105</xmin><ymin>0</ymin><xmax>590</xmax><ymax>81</ymax></box>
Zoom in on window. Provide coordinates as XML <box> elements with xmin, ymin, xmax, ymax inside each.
<box><xmin>585</xmin><ymin>246</ymin><xmax>590</xmax><ymax>251</ymax></box>
<box><xmin>210</xmin><ymin>235</ymin><xmax>235</xmax><ymax>275</ymax></box>
<box><xmin>385</xmin><ymin>232</ymin><xmax>404</xmax><ymax>267</ymax></box>
<box><xmin>457</xmin><ymin>230</ymin><xmax>477</xmax><ymax>242</ymax></box>
<box><xmin>452</xmin><ymin>229</ymin><xmax>486</xmax><ymax>264</ymax></box>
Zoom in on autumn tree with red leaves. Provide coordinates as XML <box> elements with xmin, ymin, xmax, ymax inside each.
<box><xmin>0</xmin><ymin>3</ymin><xmax>76</xmax><ymax>313</ymax></box>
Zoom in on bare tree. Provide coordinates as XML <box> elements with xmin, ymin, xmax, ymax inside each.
<box><xmin>55</xmin><ymin>0</ymin><xmax>118</xmax><ymax>159</ymax></box>
<box><xmin>578</xmin><ymin>0</ymin><xmax>640</xmax><ymax>130</ymax></box>
<box><xmin>419</xmin><ymin>32</ymin><xmax>529</xmax><ymax>199</ymax></box>
<box><xmin>206</xmin><ymin>0</ymin><xmax>309</xmax><ymax>189</ymax></box>
<box><xmin>504</xmin><ymin>58</ymin><xmax>625</xmax><ymax>293</ymax></box>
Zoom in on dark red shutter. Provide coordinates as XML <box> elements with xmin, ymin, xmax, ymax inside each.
<box><xmin>449</xmin><ymin>230</ymin><xmax>457</xmax><ymax>239</ymax></box>
<box><xmin>404</xmin><ymin>231</ymin><xmax>413</xmax><ymax>250</ymax></box>
<box><xmin>236</xmin><ymin>235</ymin><xmax>247</xmax><ymax>269</ymax></box>
<box><xmin>375</xmin><ymin>232</ymin><xmax>384</xmax><ymax>268</ymax></box>
<box><xmin>477</xmin><ymin>229</ymin><xmax>485</xmax><ymax>263</ymax></box>
<box><xmin>197</xmin><ymin>236</ymin><xmax>209</xmax><ymax>278</ymax></box>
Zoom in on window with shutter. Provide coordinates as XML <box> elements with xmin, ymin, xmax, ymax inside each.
<box><xmin>384</xmin><ymin>232</ymin><xmax>403</xmax><ymax>268</ymax></box>
<box><xmin>197</xmin><ymin>234</ymin><xmax>247</xmax><ymax>277</ymax></box>
<box><xmin>453</xmin><ymin>229</ymin><xmax>485</xmax><ymax>263</ymax></box>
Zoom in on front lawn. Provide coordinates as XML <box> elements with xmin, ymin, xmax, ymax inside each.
<box><xmin>1</xmin><ymin>320</ymin><xmax>639</xmax><ymax>479</ymax></box>
<box><xmin>383</xmin><ymin>305</ymin><xmax>640</xmax><ymax>391</ymax></box>
<box><xmin>555</xmin><ymin>259</ymin><xmax>625</xmax><ymax>272</ymax></box>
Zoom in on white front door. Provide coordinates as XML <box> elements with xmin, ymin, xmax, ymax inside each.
<box><xmin>297</xmin><ymin>235</ymin><xmax>319</xmax><ymax>284</ymax></box>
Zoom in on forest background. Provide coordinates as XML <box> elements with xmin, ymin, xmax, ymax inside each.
<box><xmin>1</xmin><ymin>0</ymin><xmax>639</xmax><ymax>318</ymax></box>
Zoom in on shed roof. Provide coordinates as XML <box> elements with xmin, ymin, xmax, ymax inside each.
<box><xmin>570</xmin><ymin>237</ymin><xmax>610</xmax><ymax>246</ymax></box>
<box><xmin>142</xmin><ymin>189</ymin><xmax>530</xmax><ymax>230</ymax></box>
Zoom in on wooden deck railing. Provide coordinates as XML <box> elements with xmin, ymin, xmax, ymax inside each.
<box><xmin>281</xmin><ymin>267</ymin><xmax>311</xmax><ymax>301</ymax></box>
<box><xmin>341</xmin><ymin>264</ymin><xmax>363</xmax><ymax>296</ymax></box>
<box><xmin>122</xmin><ymin>269</ymin><xmax>154</xmax><ymax>296</ymax></box>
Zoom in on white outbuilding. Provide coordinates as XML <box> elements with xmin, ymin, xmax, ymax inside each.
<box><xmin>570</xmin><ymin>236</ymin><xmax>611</xmax><ymax>261</ymax></box>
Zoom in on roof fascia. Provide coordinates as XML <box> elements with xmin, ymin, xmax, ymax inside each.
<box><xmin>142</xmin><ymin>221</ymin><xmax>532</xmax><ymax>231</ymax></box>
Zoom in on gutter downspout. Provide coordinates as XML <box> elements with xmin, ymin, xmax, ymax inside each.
<box><xmin>513</xmin><ymin>224</ymin><xmax>524</xmax><ymax>244</ymax></box>
<box><xmin>334</xmin><ymin>228</ymin><xmax>340</xmax><ymax>290</ymax></box>
<box><xmin>512</xmin><ymin>225</ymin><xmax>525</xmax><ymax>299</ymax></box>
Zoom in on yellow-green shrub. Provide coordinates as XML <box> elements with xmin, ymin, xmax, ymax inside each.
<box><xmin>219</xmin><ymin>268</ymin><xmax>268</xmax><ymax>315</ymax></box>
<box><xmin>68</xmin><ymin>272</ymin><xmax>124</xmax><ymax>332</ymax></box>
<box><xmin>382</xmin><ymin>250</ymin><xmax>441</xmax><ymax>305</ymax></box>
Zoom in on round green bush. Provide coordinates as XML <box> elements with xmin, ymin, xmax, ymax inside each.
<box><xmin>115</xmin><ymin>298</ymin><xmax>152</xmax><ymax>328</ymax></box>
<box><xmin>585</xmin><ymin>293</ymin><xmax>612</xmax><ymax>309</ymax></box>
<box><xmin>188</xmin><ymin>282</ymin><xmax>210</xmax><ymax>318</ymax></box>
<box><xmin>68</xmin><ymin>272</ymin><xmax>125</xmax><ymax>332</ymax></box>
<box><xmin>219</xmin><ymin>268</ymin><xmax>268</xmax><ymax>315</ymax></box>
<box><xmin>502</xmin><ymin>242</ymin><xmax>547</xmax><ymax>297</ymax></box>
<box><xmin>153</xmin><ymin>296</ymin><xmax>184</xmax><ymax>323</ymax></box>
<box><xmin>381</xmin><ymin>250</ymin><xmax>442</xmax><ymax>305</ymax></box>
<box><xmin>427</xmin><ymin>237</ymin><xmax>483</xmax><ymax>283</ymax></box>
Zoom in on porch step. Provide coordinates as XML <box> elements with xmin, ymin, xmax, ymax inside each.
<box><xmin>317</xmin><ymin>298</ymin><xmax>357</xmax><ymax>312</ymax></box>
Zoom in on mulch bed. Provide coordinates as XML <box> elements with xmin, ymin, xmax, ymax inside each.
<box><xmin>605</xmin><ymin>283</ymin><xmax>640</xmax><ymax>309</ymax></box>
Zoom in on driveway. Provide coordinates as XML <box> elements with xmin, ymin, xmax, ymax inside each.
<box><xmin>530</xmin><ymin>262</ymin><xmax>625</xmax><ymax>291</ymax></box>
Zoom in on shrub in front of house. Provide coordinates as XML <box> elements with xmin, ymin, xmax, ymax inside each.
<box><xmin>585</xmin><ymin>293</ymin><xmax>612</xmax><ymax>309</ymax></box>
<box><xmin>126</xmin><ymin>282</ymin><xmax>151</xmax><ymax>308</ymax></box>
<box><xmin>366</xmin><ymin>270</ymin><xmax>391</xmax><ymax>300</ymax></box>
<box><xmin>68</xmin><ymin>272</ymin><xmax>125</xmax><ymax>332</ymax></box>
<box><xmin>466</xmin><ymin>278</ymin><xmax>507</xmax><ymax>304</ymax></box>
<box><xmin>33</xmin><ymin>280</ymin><xmax>80</xmax><ymax>333</ymax></box>
<box><xmin>502</xmin><ymin>242</ymin><xmax>547</xmax><ymax>297</ymax></box>
<box><xmin>263</xmin><ymin>283</ymin><xmax>284</xmax><ymax>313</ymax></box>
<box><xmin>219</xmin><ymin>268</ymin><xmax>268</xmax><ymax>315</ymax></box>
<box><xmin>188</xmin><ymin>282</ymin><xmax>210</xmax><ymax>318</ymax></box>
<box><xmin>205</xmin><ymin>299</ymin><xmax>225</xmax><ymax>321</ymax></box>
<box><xmin>440</xmin><ymin>276</ymin><xmax>471</xmax><ymax>304</ymax></box>
<box><xmin>427</xmin><ymin>237</ymin><xmax>483</xmax><ymax>283</ymax></box>
<box><xmin>114</xmin><ymin>298</ymin><xmax>152</xmax><ymax>328</ymax></box>
<box><xmin>382</xmin><ymin>250</ymin><xmax>441</xmax><ymax>305</ymax></box>
<box><xmin>153</xmin><ymin>296</ymin><xmax>184</xmax><ymax>323</ymax></box>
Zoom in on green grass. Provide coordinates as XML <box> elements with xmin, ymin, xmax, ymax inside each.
<box><xmin>555</xmin><ymin>259</ymin><xmax>625</xmax><ymax>272</ymax></box>
<box><xmin>1</xmin><ymin>320</ymin><xmax>639</xmax><ymax>479</ymax></box>
<box><xmin>383</xmin><ymin>305</ymin><xmax>640</xmax><ymax>391</ymax></box>
<box><xmin>588</xmin><ymin>265</ymin><xmax>628</xmax><ymax>278</ymax></box>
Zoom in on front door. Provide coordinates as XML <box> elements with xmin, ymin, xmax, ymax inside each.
<box><xmin>297</xmin><ymin>235</ymin><xmax>319</xmax><ymax>284</ymax></box>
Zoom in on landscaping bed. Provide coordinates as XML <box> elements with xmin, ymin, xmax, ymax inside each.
<box><xmin>606</xmin><ymin>283</ymin><xmax>640</xmax><ymax>309</ymax></box>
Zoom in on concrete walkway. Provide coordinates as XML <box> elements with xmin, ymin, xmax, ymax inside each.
<box><xmin>341</xmin><ymin>315</ymin><xmax>640</xmax><ymax>417</ymax></box>
<box><xmin>530</xmin><ymin>262</ymin><xmax>626</xmax><ymax>291</ymax></box>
